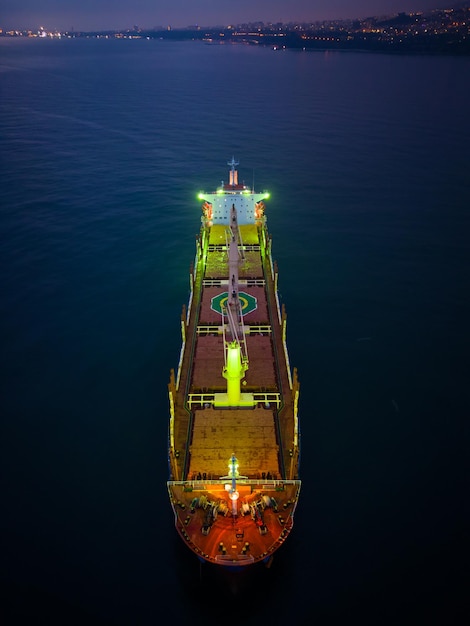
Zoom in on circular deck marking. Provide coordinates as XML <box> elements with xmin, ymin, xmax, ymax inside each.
<box><xmin>211</xmin><ymin>291</ymin><xmax>257</xmax><ymax>316</ymax></box>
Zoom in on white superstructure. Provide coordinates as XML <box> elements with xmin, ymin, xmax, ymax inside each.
<box><xmin>199</xmin><ymin>157</ymin><xmax>268</xmax><ymax>225</ymax></box>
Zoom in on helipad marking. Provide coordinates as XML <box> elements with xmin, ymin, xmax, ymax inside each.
<box><xmin>211</xmin><ymin>291</ymin><xmax>257</xmax><ymax>316</ymax></box>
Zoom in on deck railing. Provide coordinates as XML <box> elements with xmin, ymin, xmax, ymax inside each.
<box><xmin>196</xmin><ymin>324</ymin><xmax>272</xmax><ymax>336</ymax></box>
<box><xmin>168</xmin><ymin>478</ymin><xmax>301</xmax><ymax>489</ymax></box>
<box><xmin>186</xmin><ymin>391</ymin><xmax>281</xmax><ymax>408</ymax></box>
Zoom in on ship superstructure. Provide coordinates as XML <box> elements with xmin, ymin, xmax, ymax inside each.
<box><xmin>167</xmin><ymin>158</ymin><xmax>301</xmax><ymax>567</ymax></box>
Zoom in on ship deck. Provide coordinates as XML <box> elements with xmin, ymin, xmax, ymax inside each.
<box><xmin>168</xmin><ymin>479</ymin><xmax>301</xmax><ymax>566</ymax></box>
<box><xmin>188</xmin><ymin>407</ymin><xmax>279</xmax><ymax>479</ymax></box>
<box><xmin>167</xmin><ymin>202</ymin><xmax>301</xmax><ymax>567</ymax></box>
<box><xmin>170</xmin><ymin>222</ymin><xmax>297</xmax><ymax>483</ymax></box>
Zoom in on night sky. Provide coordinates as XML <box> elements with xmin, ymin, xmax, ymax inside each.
<box><xmin>2</xmin><ymin>1</ymin><xmax>448</xmax><ymax>31</ymax></box>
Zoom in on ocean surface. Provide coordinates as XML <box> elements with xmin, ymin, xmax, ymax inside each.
<box><xmin>1</xmin><ymin>38</ymin><xmax>468</xmax><ymax>625</ymax></box>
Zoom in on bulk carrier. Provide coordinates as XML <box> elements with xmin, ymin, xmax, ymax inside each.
<box><xmin>167</xmin><ymin>158</ymin><xmax>301</xmax><ymax>568</ymax></box>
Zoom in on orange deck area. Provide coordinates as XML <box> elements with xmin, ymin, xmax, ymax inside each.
<box><xmin>169</xmin><ymin>479</ymin><xmax>300</xmax><ymax>566</ymax></box>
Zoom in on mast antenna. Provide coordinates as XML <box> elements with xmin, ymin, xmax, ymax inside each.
<box><xmin>227</xmin><ymin>156</ymin><xmax>239</xmax><ymax>170</ymax></box>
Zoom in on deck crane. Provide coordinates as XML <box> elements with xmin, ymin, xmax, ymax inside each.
<box><xmin>220</xmin><ymin>203</ymin><xmax>249</xmax><ymax>406</ymax></box>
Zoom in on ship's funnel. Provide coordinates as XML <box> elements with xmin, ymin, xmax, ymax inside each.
<box><xmin>228</xmin><ymin>156</ymin><xmax>239</xmax><ymax>187</ymax></box>
<box><xmin>229</xmin><ymin>169</ymin><xmax>238</xmax><ymax>186</ymax></box>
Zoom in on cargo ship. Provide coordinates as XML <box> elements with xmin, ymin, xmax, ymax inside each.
<box><xmin>167</xmin><ymin>158</ymin><xmax>301</xmax><ymax>568</ymax></box>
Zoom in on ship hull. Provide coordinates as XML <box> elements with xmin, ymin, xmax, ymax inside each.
<box><xmin>167</xmin><ymin>161</ymin><xmax>301</xmax><ymax>568</ymax></box>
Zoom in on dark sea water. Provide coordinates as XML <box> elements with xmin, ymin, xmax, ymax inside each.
<box><xmin>1</xmin><ymin>38</ymin><xmax>468</xmax><ymax>625</ymax></box>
